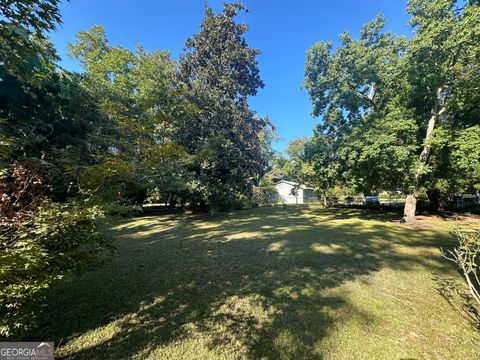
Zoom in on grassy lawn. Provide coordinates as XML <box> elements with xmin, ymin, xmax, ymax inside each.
<box><xmin>33</xmin><ymin>206</ymin><xmax>480</xmax><ymax>359</ymax></box>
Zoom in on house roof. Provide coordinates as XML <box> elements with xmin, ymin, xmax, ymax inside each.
<box><xmin>274</xmin><ymin>180</ymin><xmax>315</xmax><ymax>191</ymax></box>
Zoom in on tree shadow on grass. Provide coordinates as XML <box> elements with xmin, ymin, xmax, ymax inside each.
<box><xmin>309</xmin><ymin>206</ymin><xmax>403</xmax><ymax>223</ymax></box>
<box><xmin>29</xmin><ymin>206</ymin><xmax>455</xmax><ymax>359</ymax></box>
<box><xmin>434</xmin><ymin>275</ymin><xmax>480</xmax><ymax>331</ymax></box>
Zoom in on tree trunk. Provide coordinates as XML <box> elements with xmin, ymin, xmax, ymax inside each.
<box><xmin>405</xmin><ymin>86</ymin><xmax>448</xmax><ymax>223</ymax></box>
<box><xmin>426</xmin><ymin>188</ymin><xmax>445</xmax><ymax>216</ymax></box>
<box><xmin>322</xmin><ymin>194</ymin><xmax>328</xmax><ymax>208</ymax></box>
<box><xmin>170</xmin><ymin>194</ymin><xmax>178</xmax><ymax>208</ymax></box>
<box><xmin>402</xmin><ymin>194</ymin><xmax>417</xmax><ymax>224</ymax></box>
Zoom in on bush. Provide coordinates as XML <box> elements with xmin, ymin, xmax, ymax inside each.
<box><xmin>208</xmin><ymin>191</ymin><xmax>256</xmax><ymax>213</ymax></box>
<box><xmin>444</xmin><ymin>228</ymin><xmax>480</xmax><ymax>307</ymax></box>
<box><xmin>0</xmin><ymin>201</ymin><xmax>114</xmax><ymax>338</ymax></box>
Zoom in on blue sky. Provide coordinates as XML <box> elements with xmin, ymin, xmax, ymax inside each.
<box><xmin>49</xmin><ymin>0</ymin><xmax>411</xmax><ymax>152</ymax></box>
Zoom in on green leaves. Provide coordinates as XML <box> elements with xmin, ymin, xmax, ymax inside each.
<box><xmin>303</xmin><ymin>0</ymin><xmax>480</xmax><ymax>200</ymax></box>
<box><xmin>178</xmin><ymin>3</ymin><xmax>270</xmax><ymax>210</ymax></box>
<box><xmin>180</xmin><ymin>3</ymin><xmax>263</xmax><ymax>101</ymax></box>
<box><xmin>67</xmin><ymin>25</ymin><xmax>193</xmax><ymax>205</ymax></box>
<box><xmin>304</xmin><ymin>15</ymin><xmax>405</xmax><ymax>131</ymax></box>
<box><xmin>0</xmin><ymin>2</ymin><xmax>120</xmax><ymax>338</ymax></box>
<box><xmin>0</xmin><ymin>0</ymin><xmax>62</xmax><ymax>35</ymax></box>
<box><xmin>451</xmin><ymin>126</ymin><xmax>480</xmax><ymax>191</ymax></box>
<box><xmin>340</xmin><ymin>102</ymin><xmax>419</xmax><ymax>193</ymax></box>
<box><xmin>0</xmin><ymin>200</ymin><xmax>113</xmax><ymax>337</ymax></box>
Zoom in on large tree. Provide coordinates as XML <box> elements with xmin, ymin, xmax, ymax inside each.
<box><xmin>400</xmin><ymin>0</ymin><xmax>480</xmax><ymax>220</ymax></box>
<box><xmin>302</xmin><ymin>129</ymin><xmax>342</xmax><ymax>207</ymax></box>
<box><xmin>304</xmin><ymin>0</ymin><xmax>480</xmax><ymax>222</ymax></box>
<box><xmin>178</xmin><ymin>2</ymin><xmax>271</xmax><ymax>211</ymax></box>
<box><xmin>69</xmin><ymin>26</ymin><xmax>190</xmax><ymax>205</ymax></box>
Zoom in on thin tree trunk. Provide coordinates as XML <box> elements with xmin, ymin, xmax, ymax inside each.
<box><xmin>323</xmin><ymin>194</ymin><xmax>328</xmax><ymax>208</ymax></box>
<box><xmin>403</xmin><ymin>87</ymin><xmax>447</xmax><ymax>223</ymax></box>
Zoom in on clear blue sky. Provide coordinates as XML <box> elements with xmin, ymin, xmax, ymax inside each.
<box><xmin>49</xmin><ymin>0</ymin><xmax>411</xmax><ymax>152</ymax></box>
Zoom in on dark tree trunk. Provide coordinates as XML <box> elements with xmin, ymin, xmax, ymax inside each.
<box><xmin>170</xmin><ymin>194</ymin><xmax>178</xmax><ymax>208</ymax></box>
<box><xmin>402</xmin><ymin>194</ymin><xmax>417</xmax><ymax>224</ymax></box>
<box><xmin>426</xmin><ymin>188</ymin><xmax>445</xmax><ymax>216</ymax></box>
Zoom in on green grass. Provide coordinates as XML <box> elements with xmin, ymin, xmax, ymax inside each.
<box><xmin>32</xmin><ymin>206</ymin><xmax>480</xmax><ymax>359</ymax></box>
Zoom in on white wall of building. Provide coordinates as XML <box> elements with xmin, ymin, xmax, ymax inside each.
<box><xmin>274</xmin><ymin>181</ymin><xmax>317</xmax><ymax>204</ymax></box>
<box><xmin>276</xmin><ymin>181</ymin><xmax>303</xmax><ymax>204</ymax></box>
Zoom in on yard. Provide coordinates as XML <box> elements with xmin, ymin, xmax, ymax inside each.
<box><xmin>34</xmin><ymin>206</ymin><xmax>480</xmax><ymax>359</ymax></box>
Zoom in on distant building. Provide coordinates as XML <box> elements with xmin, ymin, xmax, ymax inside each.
<box><xmin>273</xmin><ymin>180</ymin><xmax>318</xmax><ymax>204</ymax></box>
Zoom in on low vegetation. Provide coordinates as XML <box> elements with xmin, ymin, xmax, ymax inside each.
<box><xmin>31</xmin><ymin>207</ymin><xmax>480</xmax><ymax>359</ymax></box>
<box><xmin>445</xmin><ymin>229</ymin><xmax>480</xmax><ymax>307</ymax></box>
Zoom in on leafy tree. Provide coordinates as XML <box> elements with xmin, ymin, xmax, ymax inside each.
<box><xmin>400</xmin><ymin>0</ymin><xmax>480</xmax><ymax>220</ymax></box>
<box><xmin>0</xmin><ymin>2</ymin><xmax>114</xmax><ymax>337</ymax></box>
<box><xmin>339</xmin><ymin>101</ymin><xmax>419</xmax><ymax>195</ymax></box>
<box><xmin>0</xmin><ymin>0</ymin><xmax>61</xmax><ymax>82</ymax></box>
<box><xmin>304</xmin><ymin>0</ymin><xmax>480</xmax><ymax>222</ymax></box>
<box><xmin>303</xmin><ymin>130</ymin><xmax>341</xmax><ymax>206</ymax></box>
<box><xmin>178</xmin><ymin>2</ymin><xmax>271</xmax><ymax>211</ymax></box>
<box><xmin>304</xmin><ymin>14</ymin><xmax>406</xmax><ymax>133</ymax></box>
<box><xmin>303</xmin><ymin>14</ymin><xmax>409</xmax><ymax>206</ymax></box>
<box><xmin>284</xmin><ymin>137</ymin><xmax>309</xmax><ymax>180</ymax></box>
<box><xmin>0</xmin><ymin>0</ymin><xmax>61</xmax><ymax>34</ymax></box>
<box><xmin>451</xmin><ymin>126</ymin><xmax>480</xmax><ymax>193</ymax></box>
<box><xmin>69</xmin><ymin>26</ymin><xmax>190</xmax><ymax>205</ymax></box>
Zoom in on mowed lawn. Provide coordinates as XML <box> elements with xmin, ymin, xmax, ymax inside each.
<box><xmin>34</xmin><ymin>206</ymin><xmax>480</xmax><ymax>359</ymax></box>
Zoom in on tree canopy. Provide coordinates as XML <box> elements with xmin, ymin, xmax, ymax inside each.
<box><xmin>178</xmin><ymin>2</ymin><xmax>272</xmax><ymax>211</ymax></box>
<box><xmin>303</xmin><ymin>0</ymin><xmax>480</xmax><ymax>222</ymax></box>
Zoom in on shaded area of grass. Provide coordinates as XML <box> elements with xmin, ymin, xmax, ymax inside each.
<box><xmin>30</xmin><ymin>206</ymin><xmax>480</xmax><ymax>359</ymax></box>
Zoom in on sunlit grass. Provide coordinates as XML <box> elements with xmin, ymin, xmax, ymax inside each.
<box><xmin>33</xmin><ymin>206</ymin><xmax>480</xmax><ymax>359</ymax></box>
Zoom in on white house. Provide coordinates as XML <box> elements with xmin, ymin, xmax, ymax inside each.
<box><xmin>272</xmin><ymin>180</ymin><xmax>318</xmax><ymax>204</ymax></box>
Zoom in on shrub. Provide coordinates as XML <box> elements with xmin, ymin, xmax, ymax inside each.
<box><xmin>0</xmin><ymin>201</ymin><xmax>114</xmax><ymax>338</ymax></box>
<box><xmin>444</xmin><ymin>229</ymin><xmax>480</xmax><ymax>307</ymax></box>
